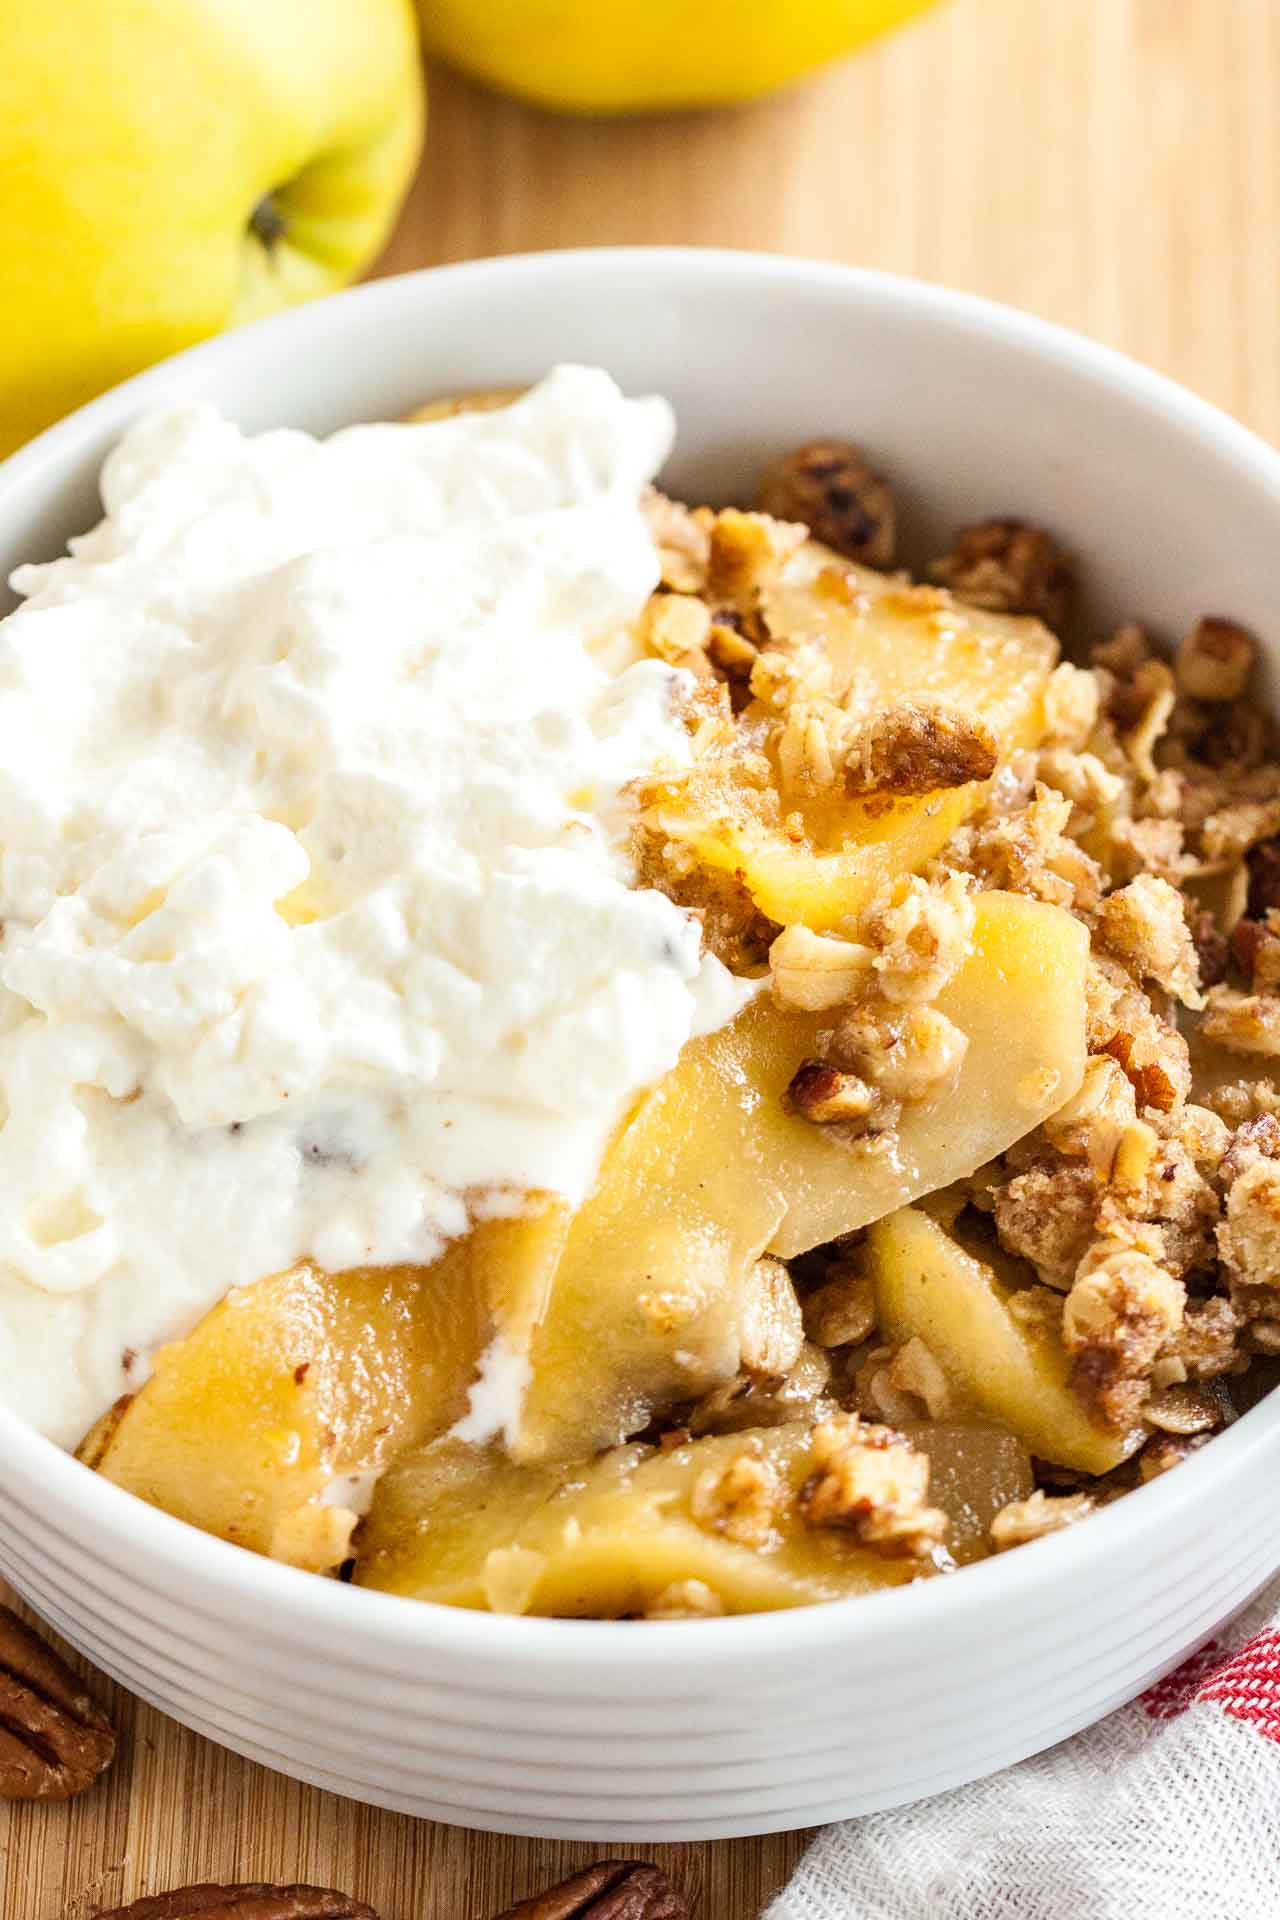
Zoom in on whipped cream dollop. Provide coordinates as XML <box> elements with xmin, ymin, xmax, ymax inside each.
<box><xmin>0</xmin><ymin>366</ymin><xmax>750</xmax><ymax>1445</ymax></box>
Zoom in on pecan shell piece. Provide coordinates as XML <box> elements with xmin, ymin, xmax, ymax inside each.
<box><xmin>96</xmin><ymin>1888</ymin><xmax>377</xmax><ymax>1920</ymax></box>
<box><xmin>495</xmin><ymin>1861</ymin><xmax>689</xmax><ymax>1920</ymax></box>
<box><xmin>0</xmin><ymin>1604</ymin><xmax>117</xmax><ymax>1801</ymax></box>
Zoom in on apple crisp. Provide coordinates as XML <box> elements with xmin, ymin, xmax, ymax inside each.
<box><xmin>69</xmin><ymin>386</ymin><xmax>1280</xmax><ymax>1618</ymax></box>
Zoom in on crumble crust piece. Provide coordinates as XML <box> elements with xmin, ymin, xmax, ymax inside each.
<box><xmin>799</xmin><ymin>1413</ymin><xmax>946</xmax><ymax>1558</ymax></box>
<box><xmin>927</xmin><ymin>518</ymin><xmax>1075</xmax><ymax>631</ymax></box>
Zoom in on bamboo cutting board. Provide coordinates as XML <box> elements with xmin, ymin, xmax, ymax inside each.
<box><xmin>4</xmin><ymin>0</ymin><xmax>1279</xmax><ymax>1914</ymax></box>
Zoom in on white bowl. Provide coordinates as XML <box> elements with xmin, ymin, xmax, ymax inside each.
<box><xmin>2</xmin><ymin>250</ymin><xmax>1280</xmax><ymax>1842</ymax></box>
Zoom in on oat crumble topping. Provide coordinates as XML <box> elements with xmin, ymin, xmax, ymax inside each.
<box><xmin>620</xmin><ymin>430</ymin><xmax>1280</xmax><ymax>1595</ymax></box>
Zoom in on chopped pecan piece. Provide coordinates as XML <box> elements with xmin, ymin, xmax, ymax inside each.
<box><xmin>496</xmin><ymin>1863</ymin><xmax>688</xmax><ymax>1920</ymax></box>
<box><xmin>1192</xmin><ymin>910</ymin><xmax>1230</xmax><ymax>989</ymax></box>
<box><xmin>96</xmin><ymin>1892</ymin><xmax>374</xmax><ymax>1920</ymax></box>
<box><xmin>1175</xmin><ymin>616</ymin><xmax>1255</xmax><ymax>703</ymax></box>
<box><xmin>843</xmin><ymin>702</ymin><xmax>997</xmax><ymax>798</ymax></box>
<box><xmin>758</xmin><ymin>438</ymin><xmax>896</xmax><ymax>566</ymax></box>
<box><xmin>1230</xmin><ymin>913</ymin><xmax>1280</xmax><ymax>991</ymax></box>
<box><xmin>785</xmin><ymin>1059</ymin><xmax>875</xmax><ymax>1127</ymax></box>
<box><xmin>1246</xmin><ymin>836</ymin><xmax>1280</xmax><ymax>917</ymax></box>
<box><xmin>799</xmin><ymin>1413</ymin><xmax>946</xmax><ymax>1557</ymax></box>
<box><xmin>690</xmin><ymin>1443</ymin><xmax>785</xmax><ymax>1548</ymax></box>
<box><xmin>0</xmin><ymin>1606</ymin><xmax>116</xmax><ymax>1801</ymax></box>
<box><xmin>928</xmin><ymin>518</ymin><xmax>1075</xmax><ymax>631</ymax></box>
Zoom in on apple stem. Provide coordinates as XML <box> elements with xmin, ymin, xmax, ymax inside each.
<box><xmin>249</xmin><ymin>193</ymin><xmax>288</xmax><ymax>252</ymax></box>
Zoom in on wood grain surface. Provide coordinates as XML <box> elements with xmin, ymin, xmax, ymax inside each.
<box><xmin>3</xmin><ymin>1</ymin><xmax>1278</xmax><ymax>1915</ymax></box>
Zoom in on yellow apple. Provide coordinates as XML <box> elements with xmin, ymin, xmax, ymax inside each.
<box><xmin>0</xmin><ymin>1</ymin><xmax>424</xmax><ymax>456</ymax></box>
<box><xmin>417</xmin><ymin>0</ymin><xmax>938</xmax><ymax>115</ymax></box>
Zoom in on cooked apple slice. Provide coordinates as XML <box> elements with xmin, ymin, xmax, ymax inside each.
<box><xmin>904</xmin><ymin>1422</ymin><xmax>1033</xmax><ymax>1565</ymax></box>
<box><xmin>357</xmin><ymin>1417</ymin><xmax>1032</xmax><ymax>1612</ymax></box>
<box><xmin>86</xmin><ymin>1205</ymin><xmax>567</xmax><ymax>1561</ymax></box>
<box><xmin>513</xmin><ymin>890</ymin><xmax>1087</xmax><ymax>1462</ymax></box>
<box><xmin>761</xmin><ymin>888</ymin><xmax>1089</xmax><ymax>1259</ymax></box>
<box><xmin>510</xmin><ymin>1050</ymin><xmax>791</xmax><ymax>1464</ymax></box>
<box><xmin>870</xmin><ymin>1205</ymin><xmax>1144</xmax><ymax>1473</ymax></box>
<box><xmin>356</xmin><ymin>1426</ymin><xmax>925</xmax><ymax>1614</ymax></box>
<box><xmin>654</xmin><ymin>546</ymin><xmax>1057</xmax><ymax>931</ymax></box>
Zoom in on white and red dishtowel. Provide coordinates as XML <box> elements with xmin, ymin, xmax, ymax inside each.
<box><xmin>768</xmin><ymin>1580</ymin><xmax>1280</xmax><ymax>1919</ymax></box>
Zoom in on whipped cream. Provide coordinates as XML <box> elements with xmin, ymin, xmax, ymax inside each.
<box><xmin>0</xmin><ymin>366</ymin><xmax>749</xmax><ymax>1446</ymax></box>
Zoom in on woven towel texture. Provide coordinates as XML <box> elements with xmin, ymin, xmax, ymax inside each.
<box><xmin>768</xmin><ymin>1580</ymin><xmax>1280</xmax><ymax>1920</ymax></box>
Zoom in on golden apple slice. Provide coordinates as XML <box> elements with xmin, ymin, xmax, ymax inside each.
<box><xmin>356</xmin><ymin>1426</ymin><xmax>925</xmax><ymax>1614</ymax></box>
<box><xmin>869</xmin><ymin>1205</ymin><xmax>1144</xmax><ymax>1473</ymax></box>
<box><xmin>654</xmin><ymin>546</ymin><xmax>1057</xmax><ymax>931</ymax></box>
<box><xmin>86</xmin><ymin>1205</ymin><xmax>567</xmax><ymax>1561</ymax></box>
<box><xmin>762</xmin><ymin>888</ymin><xmax>1089</xmax><ymax>1258</ymax></box>
<box><xmin>513</xmin><ymin>890</ymin><xmax>1087</xmax><ymax>1461</ymax></box>
<box><xmin>511</xmin><ymin>1053</ymin><xmax>791</xmax><ymax>1464</ymax></box>
<box><xmin>357</xmin><ymin>1418</ymin><xmax>1033</xmax><ymax>1612</ymax></box>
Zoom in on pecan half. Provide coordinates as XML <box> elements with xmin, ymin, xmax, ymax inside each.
<box><xmin>496</xmin><ymin>1861</ymin><xmax>688</xmax><ymax>1920</ymax></box>
<box><xmin>0</xmin><ymin>1605</ymin><xmax>116</xmax><ymax>1801</ymax></box>
<box><xmin>758</xmin><ymin>439</ymin><xmax>896</xmax><ymax>567</ymax></box>
<box><xmin>97</xmin><ymin>1889</ymin><xmax>377</xmax><ymax>1920</ymax></box>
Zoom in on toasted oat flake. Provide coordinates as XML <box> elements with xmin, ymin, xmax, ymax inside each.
<box><xmin>990</xmin><ymin>1490</ymin><xmax>1093</xmax><ymax>1551</ymax></box>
